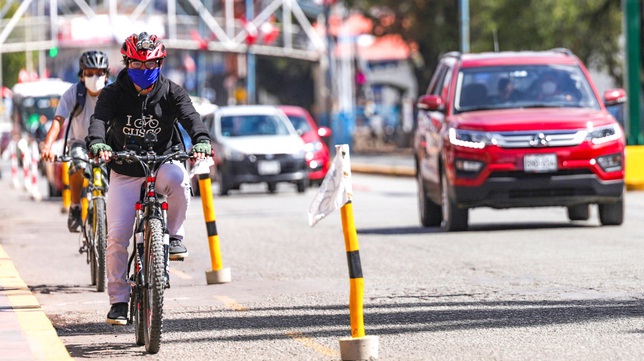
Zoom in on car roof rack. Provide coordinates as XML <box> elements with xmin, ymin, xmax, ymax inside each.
<box><xmin>549</xmin><ymin>48</ymin><xmax>574</xmax><ymax>57</ymax></box>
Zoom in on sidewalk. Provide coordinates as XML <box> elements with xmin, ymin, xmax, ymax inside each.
<box><xmin>350</xmin><ymin>150</ymin><xmax>415</xmax><ymax>177</ymax></box>
<box><xmin>0</xmin><ymin>244</ymin><xmax>72</xmax><ymax>361</ymax></box>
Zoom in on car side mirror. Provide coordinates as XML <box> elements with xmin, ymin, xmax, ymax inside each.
<box><xmin>417</xmin><ymin>95</ymin><xmax>443</xmax><ymax>111</ymax></box>
<box><xmin>603</xmin><ymin>88</ymin><xmax>626</xmax><ymax>106</ymax></box>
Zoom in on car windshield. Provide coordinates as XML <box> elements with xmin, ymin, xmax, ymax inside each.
<box><xmin>454</xmin><ymin>64</ymin><xmax>600</xmax><ymax>113</ymax></box>
<box><xmin>219</xmin><ymin>114</ymin><xmax>291</xmax><ymax>137</ymax></box>
<box><xmin>284</xmin><ymin>115</ymin><xmax>312</xmax><ymax>134</ymax></box>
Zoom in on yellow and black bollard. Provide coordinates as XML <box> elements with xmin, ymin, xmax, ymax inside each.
<box><xmin>338</xmin><ymin>200</ymin><xmax>378</xmax><ymax>360</ymax></box>
<box><xmin>61</xmin><ymin>161</ymin><xmax>71</xmax><ymax>213</ymax></box>
<box><xmin>198</xmin><ymin>172</ymin><xmax>231</xmax><ymax>284</ymax></box>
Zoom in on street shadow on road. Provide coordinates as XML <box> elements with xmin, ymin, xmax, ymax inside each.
<box><xmin>55</xmin><ymin>298</ymin><xmax>644</xmax><ymax>349</ymax></box>
<box><xmin>357</xmin><ymin>222</ymin><xmax>591</xmax><ymax>235</ymax></box>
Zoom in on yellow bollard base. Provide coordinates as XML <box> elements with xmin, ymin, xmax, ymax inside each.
<box><xmin>205</xmin><ymin>268</ymin><xmax>231</xmax><ymax>284</ymax></box>
<box><xmin>339</xmin><ymin>335</ymin><xmax>379</xmax><ymax>361</ymax></box>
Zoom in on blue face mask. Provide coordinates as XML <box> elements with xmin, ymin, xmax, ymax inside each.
<box><xmin>127</xmin><ymin>68</ymin><xmax>160</xmax><ymax>89</ymax></box>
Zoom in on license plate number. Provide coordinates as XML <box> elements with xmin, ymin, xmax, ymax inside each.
<box><xmin>258</xmin><ymin>160</ymin><xmax>281</xmax><ymax>175</ymax></box>
<box><xmin>524</xmin><ymin>154</ymin><xmax>557</xmax><ymax>173</ymax></box>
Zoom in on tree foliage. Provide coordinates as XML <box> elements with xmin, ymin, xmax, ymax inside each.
<box><xmin>1</xmin><ymin>0</ymin><xmax>26</xmax><ymax>88</ymax></box>
<box><xmin>346</xmin><ymin>0</ymin><xmax>623</xmax><ymax>92</ymax></box>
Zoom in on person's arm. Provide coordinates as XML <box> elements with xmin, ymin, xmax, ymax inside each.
<box><xmin>86</xmin><ymin>86</ymin><xmax>114</xmax><ymax>161</ymax></box>
<box><xmin>172</xmin><ymin>84</ymin><xmax>211</xmax><ymax>159</ymax></box>
<box><xmin>41</xmin><ymin>116</ymin><xmax>65</xmax><ymax>162</ymax></box>
<box><xmin>42</xmin><ymin>85</ymin><xmax>75</xmax><ymax>162</ymax></box>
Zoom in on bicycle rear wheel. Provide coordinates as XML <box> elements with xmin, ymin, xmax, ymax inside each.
<box><xmin>93</xmin><ymin>198</ymin><xmax>107</xmax><ymax>292</ymax></box>
<box><xmin>143</xmin><ymin>218</ymin><xmax>166</xmax><ymax>354</ymax></box>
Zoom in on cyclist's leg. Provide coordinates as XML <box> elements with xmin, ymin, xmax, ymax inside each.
<box><xmin>157</xmin><ymin>162</ymin><xmax>190</xmax><ymax>259</ymax></box>
<box><xmin>105</xmin><ymin>172</ymin><xmax>144</xmax><ymax>306</ymax></box>
<box><xmin>156</xmin><ymin>161</ymin><xmax>190</xmax><ymax>239</ymax></box>
<box><xmin>67</xmin><ymin>141</ymin><xmax>88</xmax><ymax>232</ymax></box>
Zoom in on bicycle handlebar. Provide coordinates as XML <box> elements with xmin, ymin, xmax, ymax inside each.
<box><xmin>110</xmin><ymin>150</ymin><xmax>194</xmax><ymax>165</ymax></box>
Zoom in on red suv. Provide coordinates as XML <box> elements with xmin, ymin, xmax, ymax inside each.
<box><xmin>414</xmin><ymin>49</ymin><xmax>626</xmax><ymax>231</ymax></box>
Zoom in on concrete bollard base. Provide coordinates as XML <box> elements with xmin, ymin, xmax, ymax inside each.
<box><xmin>339</xmin><ymin>335</ymin><xmax>379</xmax><ymax>360</ymax></box>
<box><xmin>205</xmin><ymin>268</ymin><xmax>231</xmax><ymax>284</ymax></box>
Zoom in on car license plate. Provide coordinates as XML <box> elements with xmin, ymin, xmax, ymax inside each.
<box><xmin>524</xmin><ymin>154</ymin><xmax>557</xmax><ymax>173</ymax></box>
<box><xmin>258</xmin><ymin>160</ymin><xmax>281</xmax><ymax>175</ymax></box>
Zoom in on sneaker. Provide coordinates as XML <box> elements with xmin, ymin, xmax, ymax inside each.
<box><xmin>106</xmin><ymin>303</ymin><xmax>128</xmax><ymax>326</ymax></box>
<box><xmin>67</xmin><ymin>206</ymin><xmax>81</xmax><ymax>233</ymax></box>
<box><xmin>169</xmin><ymin>238</ymin><xmax>188</xmax><ymax>261</ymax></box>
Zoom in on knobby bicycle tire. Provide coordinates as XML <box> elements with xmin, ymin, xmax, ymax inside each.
<box><xmin>132</xmin><ymin>275</ymin><xmax>145</xmax><ymax>345</ymax></box>
<box><xmin>93</xmin><ymin>198</ymin><xmax>107</xmax><ymax>293</ymax></box>
<box><xmin>143</xmin><ymin>218</ymin><xmax>166</xmax><ymax>354</ymax></box>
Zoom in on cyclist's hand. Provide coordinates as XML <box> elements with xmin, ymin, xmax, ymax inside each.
<box><xmin>191</xmin><ymin>140</ymin><xmax>211</xmax><ymax>160</ymax></box>
<box><xmin>40</xmin><ymin>144</ymin><xmax>56</xmax><ymax>162</ymax></box>
<box><xmin>90</xmin><ymin>143</ymin><xmax>113</xmax><ymax>162</ymax></box>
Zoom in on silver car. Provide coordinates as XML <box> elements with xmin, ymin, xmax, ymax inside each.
<box><xmin>211</xmin><ymin>105</ymin><xmax>308</xmax><ymax>195</ymax></box>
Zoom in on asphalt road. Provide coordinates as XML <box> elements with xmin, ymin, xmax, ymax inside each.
<box><xmin>3</xmin><ymin>169</ymin><xmax>644</xmax><ymax>360</ymax></box>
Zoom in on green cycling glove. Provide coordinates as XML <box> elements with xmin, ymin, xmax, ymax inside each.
<box><xmin>192</xmin><ymin>141</ymin><xmax>211</xmax><ymax>155</ymax></box>
<box><xmin>89</xmin><ymin>143</ymin><xmax>113</xmax><ymax>155</ymax></box>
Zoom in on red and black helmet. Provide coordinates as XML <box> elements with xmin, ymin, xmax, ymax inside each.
<box><xmin>121</xmin><ymin>32</ymin><xmax>166</xmax><ymax>62</ymax></box>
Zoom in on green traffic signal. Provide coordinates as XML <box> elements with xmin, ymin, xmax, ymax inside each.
<box><xmin>49</xmin><ymin>47</ymin><xmax>58</xmax><ymax>57</ymax></box>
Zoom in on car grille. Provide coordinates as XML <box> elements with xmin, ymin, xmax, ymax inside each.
<box><xmin>231</xmin><ymin>154</ymin><xmax>304</xmax><ymax>175</ymax></box>
<box><xmin>494</xmin><ymin>130</ymin><xmax>585</xmax><ymax>148</ymax></box>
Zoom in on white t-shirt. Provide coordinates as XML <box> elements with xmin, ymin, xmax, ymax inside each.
<box><xmin>54</xmin><ymin>83</ymin><xmax>98</xmax><ymax>142</ymax></box>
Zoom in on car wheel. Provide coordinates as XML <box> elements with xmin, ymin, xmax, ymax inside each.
<box><xmin>296</xmin><ymin>180</ymin><xmax>307</xmax><ymax>193</ymax></box>
<box><xmin>217</xmin><ymin>169</ymin><xmax>230</xmax><ymax>196</ymax></box>
<box><xmin>417</xmin><ymin>168</ymin><xmax>441</xmax><ymax>227</ymax></box>
<box><xmin>267</xmin><ymin>182</ymin><xmax>277</xmax><ymax>194</ymax></box>
<box><xmin>567</xmin><ymin>204</ymin><xmax>590</xmax><ymax>221</ymax></box>
<box><xmin>441</xmin><ymin>171</ymin><xmax>468</xmax><ymax>232</ymax></box>
<box><xmin>598</xmin><ymin>198</ymin><xmax>624</xmax><ymax>226</ymax></box>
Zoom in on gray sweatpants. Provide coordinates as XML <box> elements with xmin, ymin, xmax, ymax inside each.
<box><xmin>106</xmin><ymin>162</ymin><xmax>190</xmax><ymax>304</ymax></box>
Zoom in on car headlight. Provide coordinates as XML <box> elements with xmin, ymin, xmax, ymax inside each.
<box><xmin>303</xmin><ymin>141</ymin><xmax>323</xmax><ymax>153</ymax></box>
<box><xmin>587</xmin><ymin>123</ymin><xmax>622</xmax><ymax>145</ymax></box>
<box><xmin>449</xmin><ymin>128</ymin><xmax>492</xmax><ymax>149</ymax></box>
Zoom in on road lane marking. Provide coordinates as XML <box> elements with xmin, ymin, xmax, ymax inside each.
<box><xmin>0</xmin><ymin>245</ymin><xmax>72</xmax><ymax>360</ymax></box>
<box><xmin>286</xmin><ymin>331</ymin><xmax>340</xmax><ymax>357</ymax></box>
<box><xmin>214</xmin><ymin>295</ymin><xmax>248</xmax><ymax>311</ymax></box>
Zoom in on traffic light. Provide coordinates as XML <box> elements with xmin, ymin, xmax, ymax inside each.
<box><xmin>49</xmin><ymin>47</ymin><xmax>59</xmax><ymax>58</ymax></box>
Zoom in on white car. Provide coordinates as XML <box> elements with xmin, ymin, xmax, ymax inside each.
<box><xmin>211</xmin><ymin>105</ymin><xmax>308</xmax><ymax>195</ymax></box>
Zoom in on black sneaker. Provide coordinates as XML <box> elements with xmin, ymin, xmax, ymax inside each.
<box><xmin>169</xmin><ymin>238</ymin><xmax>188</xmax><ymax>261</ymax></box>
<box><xmin>67</xmin><ymin>206</ymin><xmax>81</xmax><ymax>233</ymax></box>
<box><xmin>106</xmin><ymin>303</ymin><xmax>128</xmax><ymax>326</ymax></box>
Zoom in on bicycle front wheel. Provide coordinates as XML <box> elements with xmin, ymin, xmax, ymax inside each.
<box><xmin>92</xmin><ymin>198</ymin><xmax>107</xmax><ymax>292</ymax></box>
<box><xmin>143</xmin><ymin>218</ymin><xmax>166</xmax><ymax>354</ymax></box>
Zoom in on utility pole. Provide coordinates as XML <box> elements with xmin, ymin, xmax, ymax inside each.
<box><xmin>246</xmin><ymin>0</ymin><xmax>256</xmax><ymax>104</ymax></box>
<box><xmin>623</xmin><ymin>0</ymin><xmax>642</xmax><ymax>144</ymax></box>
<box><xmin>459</xmin><ymin>0</ymin><xmax>470</xmax><ymax>53</ymax></box>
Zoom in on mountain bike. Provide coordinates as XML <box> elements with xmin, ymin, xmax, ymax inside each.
<box><xmin>112</xmin><ymin>135</ymin><xmax>193</xmax><ymax>354</ymax></box>
<box><xmin>57</xmin><ymin>153</ymin><xmax>109</xmax><ymax>292</ymax></box>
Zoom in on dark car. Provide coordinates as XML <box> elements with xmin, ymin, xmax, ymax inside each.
<box><xmin>278</xmin><ymin>105</ymin><xmax>332</xmax><ymax>185</ymax></box>
<box><xmin>414</xmin><ymin>49</ymin><xmax>626</xmax><ymax>231</ymax></box>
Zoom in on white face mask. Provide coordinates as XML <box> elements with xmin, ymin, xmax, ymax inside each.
<box><xmin>85</xmin><ymin>75</ymin><xmax>106</xmax><ymax>93</ymax></box>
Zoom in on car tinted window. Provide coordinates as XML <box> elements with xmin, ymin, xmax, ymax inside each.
<box><xmin>285</xmin><ymin>115</ymin><xmax>312</xmax><ymax>134</ymax></box>
<box><xmin>454</xmin><ymin>64</ymin><xmax>600</xmax><ymax>113</ymax></box>
<box><xmin>220</xmin><ymin>114</ymin><xmax>291</xmax><ymax>137</ymax></box>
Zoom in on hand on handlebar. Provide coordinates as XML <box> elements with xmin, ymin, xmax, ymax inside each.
<box><xmin>90</xmin><ymin>143</ymin><xmax>113</xmax><ymax>163</ymax></box>
<box><xmin>191</xmin><ymin>141</ymin><xmax>211</xmax><ymax>161</ymax></box>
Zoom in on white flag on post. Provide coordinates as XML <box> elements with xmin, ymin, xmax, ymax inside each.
<box><xmin>308</xmin><ymin>144</ymin><xmax>353</xmax><ymax>227</ymax></box>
